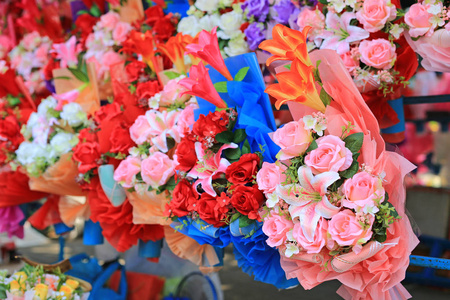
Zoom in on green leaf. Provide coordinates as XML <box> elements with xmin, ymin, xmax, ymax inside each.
<box><xmin>343</xmin><ymin>132</ymin><xmax>364</xmax><ymax>154</ymax></box>
<box><xmin>319</xmin><ymin>87</ymin><xmax>332</xmax><ymax>107</ymax></box>
<box><xmin>230</xmin><ymin>213</ymin><xmax>241</xmax><ymax>224</ymax></box>
<box><xmin>0</xmin><ymin>284</ymin><xmax>7</xmax><ymax>300</ymax></box>
<box><xmin>374</xmin><ymin>232</ymin><xmax>387</xmax><ymax>243</ymax></box>
<box><xmin>234</xmin><ymin>67</ymin><xmax>249</xmax><ymax>82</ymax></box>
<box><xmin>53</xmin><ymin>76</ymin><xmax>71</xmax><ymax>80</ymax></box>
<box><xmin>68</xmin><ymin>68</ymin><xmax>89</xmax><ymax>83</ymax></box>
<box><xmin>305</xmin><ymin>140</ymin><xmax>318</xmax><ymax>153</ymax></box>
<box><xmin>224</xmin><ymin>147</ymin><xmax>241</xmax><ymax>160</ymax></box>
<box><xmin>214</xmin><ymin>81</ymin><xmax>228</xmax><ymax>93</ymax></box>
<box><xmin>233</xmin><ymin>129</ymin><xmax>247</xmax><ymax>144</ymax></box>
<box><xmin>238</xmin><ymin>215</ymin><xmax>252</xmax><ymax>228</ymax></box>
<box><xmin>215</xmin><ymin>130</ymin><xmax>234</xmax><ymax>144</ymax></box>
<box><xmin>241</xmin><ymin>139</ymin><xmax>251</xmax><ymax>154</ymax></box>
<box><xmin>164</xmin><ymin>70</ymin><xmax>181</xmax><ymax>80</ymax></box>
<box><xmin>318</xmin><ymin>0</ymin><xmax>328</xmax><ymax>4</ymax></box>
<box><xmin>90</xmin><ymin>3</ymin><xmax>102</xmax><ymax>17</ymax></box>
<box><xmin>77</xmin><ymin>10</ymin><xmax>90</xmax><ymax>16</ymax></box>
<box><xmin>339</xmin><ymin>160</ymin><xmax>359</xmax><ymax>179</ymax></box>
<box><xmin>284</xmin><ymin>64</ymin><xmax>291</xmax><ymax>70</ymax></box>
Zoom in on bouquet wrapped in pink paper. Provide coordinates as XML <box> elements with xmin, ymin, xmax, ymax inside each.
<box><xmin>260</xmin><ymin>25</ymin><xmax>418</xmax><ymax>300</ymax></box>
<box><xmin>404</xmin><ymin>1</ymin><xmax>450</xmax><ymax>72</ymax></box>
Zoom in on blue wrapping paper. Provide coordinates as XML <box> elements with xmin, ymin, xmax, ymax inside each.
<box><xmin>83</xmin><ymin>219</ymin><xmax>104</xmax><ymax>245</ymax></box>
<box><xmin>381</xmin><ymin>97</ymin><xmax>405</xmax><ymax>134</ymax></box>
<box><xmin>231</xmin><ymin>226</ymin><xmax>299</xmax><ymax>289</ymax></box>
<box><xmin>138</xmin><ymin>239</ymin><xmax>163</xmax><ymax>258</ymax></box>
<box><xmin>229</xmin><ymin>219</ymin><xmax>260</xmax><ymax>237</ymax></box>
<box><xmin>54</xmin><ymin>222</ymin><xmax>74</xmax><ymax>235</ymax></box>
<box><xmin>170</xmin><ymin>217</ymin><xmax>231</xmax><ymax>248</ymax></box>
<box><xmin>164</xmin><ymin>0</ymin><xmax>190</xmax><ymax>18</ymax></box>
<box><xmin>193</xmin><ymin>52</ymin><xmax>279</xmax><ymax>162</ymax></box>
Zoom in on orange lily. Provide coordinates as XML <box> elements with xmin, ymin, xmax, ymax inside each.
<box><xmin>259</xmin><ymin>24</ymin><xmax>312</xmax><ymax>67</ymax></box>
<box><xmin>265</xmin><ymin>58</ymin><xmax>325</xmax><ymax>112</ymax></box>
<box><xmin>158</xmin><ymin>33</ymin><xmax>193</xmax><ymax>74</ymax></box>
<box><xmin>124</xmin><ymin>31</ymin><xmax>162</xmax><ymax>74</ymax></box>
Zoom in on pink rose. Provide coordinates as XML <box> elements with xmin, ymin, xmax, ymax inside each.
<box><xmin>35</xmin><ymin>44</ymin><xmax>50</xmax><ymax>65</ymax></box>
<box><xmin>177</xmin><ymin>105</ymin><xmax>195</xmax><ymax>137</ymax></box>
<box><xmin>340</xmin><ymin>51</ymin><xmax>359</xmax><ymax>72</ymax></box>
<box><xmin>297</xmin><ymin>8</ymin><xmax>325</xmax><ymax>37</ymax></box>
<box><xmin>256</xmin><ymin>162</ymin><xmax>286</xmax><ymax>194</ymax></box>
<box><xmin>405</xmin><ymin>3</ymin><xmax>434</xmax><ymax>38</ymax></box>
<box><xmin>262</xmin><ymin>211</ymin><xmax>293</xmax><ymax>247</ymax></box>
<box><xmin>293</xmin><ymin>218</ymin><xmax>327</xmax><ymax>254</ymax></box>
<box><xmin>114</xmin><ymin>156</ymin><xmax>141</xmax><ymax>188</ymax></box>
<box><xmin>272</xmin><ymin>119</ymin><xmax>312</xmax><ymax>160</ymax></box>
<box><xmin>113</xmin><ymin>22</ymin><xmax>132</xmax><ymax>44</ymax></box>
<box><xmin>328</xmin><ymin>210</ymin><xmax>374</xmax><ymax>247</ymax></box>
<box><xmin>304</xmin><ymin>135</ymin><xmax>352</xmax><ymax>174</ymax></box>
<box><xmin>99</xmin><ymin>51</ymin><xmax>123</xmax><ymax>77</ymax></box>
<box><xmin>160</xmin><ymin>78</ymin><xmax>189</xmax><ymax>106</ymax></box>
<box><xmin>356</xmin><ymin>0</ymin><xmax>397</xmax><ymax>33</ymax></box>
<box><xmin>99</xmin><ymin>12</ymin><xmax>120</xmax><ymax>30</ymax></box>
<box><xmin>359</xmin><ymin>39</ymin><xmax>397</xmax><ymax>70</ymax></box>
<box><xmin>129</xmin><ymin>115</ymin><xmax>152</xmax><ymax>145</ymax></box>
<box><xmin>343</xmin><ymin>171</ymin><xmax>385</xmax><ymax>211</ymax></box>
<box><xmin>22</xmin><ymin>32</ymin><xmax>40</xmax><ymax>49</ymax></box>
<box><xmin>140</xmin><ymin>152</ymin><xmax>175</xmax><ymax>189</ymax></box>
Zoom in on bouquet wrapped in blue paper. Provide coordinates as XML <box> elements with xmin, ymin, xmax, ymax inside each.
<box><xmin>164</xmin><ymin>27</ymin><xmax>298</xmax><ymax>288</ymax></box>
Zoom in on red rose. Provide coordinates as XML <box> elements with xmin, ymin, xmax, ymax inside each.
<box><xmin>166</xmin><ymin>179</ymin><xmax>198</xmax><ymax>218</ymax></box>
<box><xmin>73</xmin><ymin>141</ymin><xmax>101</xmax><ymax>173</ymax></box>
<box><xmin>74</xmin><ymin>14</ymin><xmax>98</xmax><ymax>43</ymax></box>
<box><xmin>153</xmin><ymin>18</ymin><xmax>176</xmax><ymax>42</ymax></box>
<box><xmin>230</xmin><ymin>185</ymin><xmax>264</xmax><ymax>220</ymax></box>
<box><xmin>0</xmin><ymin>116</ymin><xmax>23</xmax><ymax>150</ymax></box>
<box><xmin>175</xmin><ymin>138</ymin><xmax>197</xmax><ymax>172</ymax></box>
<box><xmin>125</xmin><ymin>61</ymin><xmax>147</xmax><ymax>82</ymax></box>
<box><xmin>78</xmin><ymin>128</ymin><xmax>97</xmax><ymax>143</ymax></box>
<box><xmin>109</xmin><ymin>124</ymin><xmax>135</xmax><ymax>154</ymax></box>
<box><xmin>136</xmin><ymin>81</ymin><xmax>160</xmax><ymax>100</ymax></box>
<box><xmin>226</xmin><ymin>153</ymin><xmax>260</xmax><ymax>185</ymax></box>
<box><xmin>145</xmin><ymin>5</ymin><xmax>165</xmax><ymax>27</ymax></box>
<box><xmin>197</xmin><ymin>193</ymin><xmax>228</xmax><ymax>227</ymax></box>
<box><xmin>42</xmin><ymin>58</ymin><xmax>60</xmax><ymax>81</ymax></box>
<box><xmin>94</xmin><ymin>102</ymin><xmax>122</xmax><ymax>124</ymax></box>
<box><xmin>192</xmin><ymin>112</ymin><xmax>227</xmax><ymax>142</ymax></box>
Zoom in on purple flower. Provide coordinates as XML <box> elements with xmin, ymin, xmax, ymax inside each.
<box><xmin>273</xmin><ymin>0</ymin><xmax>297</xmax><ymax>24</ymax></box>
<box><xmin>244</xmin><ymin>22</ymin><xmax>267</xmax><ymax>51</ymax></box>
<box><xmin>242</xmin><ymin>0</ymin><xmax>270</xmax><ymax>22</ymax></box>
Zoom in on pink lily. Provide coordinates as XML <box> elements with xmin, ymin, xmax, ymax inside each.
<box><xmin>145</xmin><ymin>110</ymin><xmax>181</xmax><ymax>153</ymax></box>
<box><xmin>319</xmin><ymin>12</ymin><xmax>369</xmax><ymax>55</ymax></box>
<box><xmin>188</xmin><ymin>142</ymin><xmax>237</xmax><ymax>196</ymax></box>
<box><xmin>52</xmin><ymin>36</ymin><xmax>81</xmax><ymax>68</ymax></box>
<box><xmin>185</xmin><ymin>27</ymin><xmax>233</xmax><ymax>81</ymax></box>
<box><xmin>277</xmin><ymin>166</ymin><xmax>340</xmax><ymax>242</ymax></box>
<box><xmin>179</xmin><ymin>63</ymin><xmax>227</xmax><ymax>108</ymax></box>
<box><xmin>54</xmin><ymin>89</ymin><xmax>80</xmax><ymax>111</ymax></box>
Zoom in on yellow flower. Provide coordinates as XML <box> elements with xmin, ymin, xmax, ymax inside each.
<box><xmin>35</xmin><ymin>283</ymin><xmax>49</xmax><ymax>300</ymax></box>
<box><xmin>65</xmin><ymin>279</ymin><xmax>79</xmax><ymax>290</ymax></box>
<box><xmin>10</xmin><ymin>280</ymin><xmax>26</xmax><ymax>291</ymax></box>
<box><xmin>58</xmin><ymin>284</ymin><xmax>73</xmax><ymax>299</ymax></box>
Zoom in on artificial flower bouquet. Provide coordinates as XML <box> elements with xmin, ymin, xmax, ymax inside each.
<box><xmin>15</xmin><ymin>94</ymin><xmax>90</xmax><ymax>196</ymax></box>
<box><xmin>162</xmin><ymin>27</ymin><xmax>297</xmax><ymax>288</ymax></box>
<box><xmin>404</xmin><ymin>0</ymin><xmax>450</xmax><ymax>72</ymax></box>
<box><xmin>261</xmin><ymin>24</ymin><xmax>418</xmax><ymax>299</ymax></box>
<box><xmin>291</xmin><ymin>0</ymin><xmax>418</xmax><ymax>135</ymax></box>
<box><xmin>176</xmin><ymin>0</ymin><xmax>250</xmax><ymax>57</ymax></box>
<box><xmin>0</xmin><ymin>266</ymin><xmax>90</xmax><ymax>300</ymax></box>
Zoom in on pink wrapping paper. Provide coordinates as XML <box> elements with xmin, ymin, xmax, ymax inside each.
<box><xmin>278</xmin><ymin>50</ymin><xmax>419</xmax><ymax>300</ymax></box>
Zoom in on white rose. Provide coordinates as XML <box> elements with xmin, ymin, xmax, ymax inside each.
<box><xmin>218</xmin><ymin>11</ymin><xmax>244</xmax><ymax>40</ymax></box>
<box><xmin>16</xmin><ymin>142</ymin><xmax>47</xmax><ymax>165</ymax></box>
<box><xmin>50</xmin><ymin>132</ymin><xmax>78</xmax><ymax>155</ymax></box>
<box><xmin>224</xmin><ymin>33</ymin><xmax>249</xmax><ymax>57</ymax></box>
<box><xmin>177</xmin><ymin>15</ymin><xmax>202</xmax><ymax>37</ymax></box>
<box><xmin>37</xmin><ymin>96</ymin><xmax>57</xmax><ymax>115</ymax></box>
<box><xmin>60</xmin><ymin>102</ymin><xmax>88</xmax><ymax>127</ymax></box>
<box><xmin>199</xmin><ymin>14</ymin><xmax>220</xmax><ymax>32</ymax></box>
<box><xmin>195</xmin><ymin>0</ymin><xmax>220</xmax><ymax>14</ymax></box>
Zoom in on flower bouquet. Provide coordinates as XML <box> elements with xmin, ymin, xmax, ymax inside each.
<box><xmin>15</xmin><ymin>95</ymin><xmax>90</xmax><ymax>196</ymax></box>
<box><xmin>164</xmin><ymin>27</ymin><xmax>297</xmax><ymax>288</ymax></box>
<box><xmin>261</xmin><ymin>24</ymin><xmax>418</xmax><ymax>299</ymax></box>
<box><xmin>0</xmin><ymin>265</ymin><xmax>90</xmax><ymax>300</ymax></box>
<box><xmin>286</xmin><ymin>0</ymin><xmax>418</xmax><ymax>141</ymax></box>
<box><xmin>404</xmin><ymin>0</ymin><xmax>450</xmax><ymax>72</ymax></box>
